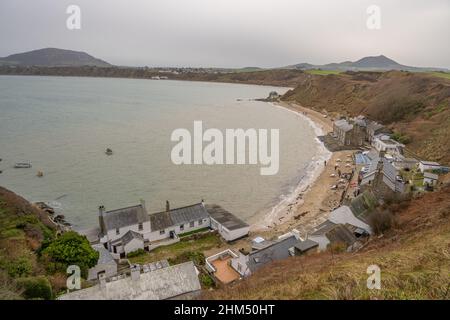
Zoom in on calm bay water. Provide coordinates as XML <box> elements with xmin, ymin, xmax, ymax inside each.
<box><xmin>0</xmin><ymin>75</ymin><xmax>320</xmax><ymax>229</ymax></box>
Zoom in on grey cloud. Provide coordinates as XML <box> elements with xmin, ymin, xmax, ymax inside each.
<box><xmin>0</xmin><ymin>0</ymin><xmax>449</xmax><ymax>68</ymax></box>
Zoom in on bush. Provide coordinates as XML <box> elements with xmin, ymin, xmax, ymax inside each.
<box><xmin>16</xmin><ymin>276</ymin><xmax>53</xmax><ymax>300</ymax></box>
<box><xmin>127</xmin><ymin>248</ymin><xmax>146</xmax><ymax>258</ymax></box>
<box><xmin>5</xmin><ymin>257</ymin><xmax>33</xmax><ymax>278</ymax></box>
<box><xmin>199</xmin><ymin>273</ymin><xmax>215</xmax><ymax>289</ymax></box>
<box><xmin>368</xmin><ymin>209</ymin><xmax>396</xmax><ymax>235</ymax></box>
<box><xmin>41</xmin><ymin>231</ymin><xmax>99</xmax><ymax>278</ymax></box>
<box><xmin>391</xmin><ymin>132</ymin><xmax>411</xmax><ymax>144</ymax></box>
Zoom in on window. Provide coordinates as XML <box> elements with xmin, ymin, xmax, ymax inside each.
<box><xmin>198</xmin><ymin>219</ymin><xmax>203</xmax><ymax>225</ymax></box>
<box><xmin>180</xmin><ymin>224</ymin><xmax>184</xmax><ymax>231</ymax></box>
<box><xmin>138</xmin><ymin>223</ymin><xmax>143</xmax><ymax>231</ymax></box>
<box><xmin>115</xmin><ymin>228</ymin><xmax>120</xmax><ymax>235</ymax></box>
<box><xmin>189</xmin><ymin>221</ymin><xmax>195</xmax><ymax>228</ymax></box>
<box><xmin>160</xmin><ymin>230</ymin><xmax>165</xmax><ymax>235</ymax></box>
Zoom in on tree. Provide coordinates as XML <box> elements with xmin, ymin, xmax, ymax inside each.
<box><xmin>41</xmin><ymin>231</ymin><xmax>98</xmax><ymax>278</ymax></box>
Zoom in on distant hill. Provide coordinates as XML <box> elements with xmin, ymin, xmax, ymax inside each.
<box><xmin>285</xmin><ymin>55</ymin><xmax>448</xmax><ymax>72</ymax></box>
<box><xmin>281</xmin><ymin>70</ymin><xmax>450</xmax><ymax>163</ymax></box>
<box><xmin>0</xmin><ymin>48</ymin><xmax>111</xmax><ymax>67</ymax></box>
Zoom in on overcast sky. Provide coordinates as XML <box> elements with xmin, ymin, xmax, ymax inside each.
<box><xmin>0</xmin><ymin>0</ymin><xmax>449</xmax><ymax>68</ymax></box>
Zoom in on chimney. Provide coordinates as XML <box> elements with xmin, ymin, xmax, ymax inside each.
<box><xmin>98</xmin><ymin>205</ymin><xmax>105</xmax><ymax>234</ymax></box>
<box><xmin>140</xmin><ymin>199</ymin><xmax>146</xmax><ymax>211</ymax></box>
<box><xmin>99</xmin><ymin>273</ymin><xmax>107</xmax><ymax>290</ymax></box>
<box><xmin>166</xmin><ymin>200</ymin><xmax>170</xmax><ymax>212</ymax></box>
<box><xmin>131</xmin><ymin>265</ymin><xmax>140</xmax><ymax>281</ymax></box>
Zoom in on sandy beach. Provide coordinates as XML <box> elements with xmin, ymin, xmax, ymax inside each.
<box><xmin>250</xmin><ymin>101</ymin><xmax>356</xmax><ymax>238</ymax></box>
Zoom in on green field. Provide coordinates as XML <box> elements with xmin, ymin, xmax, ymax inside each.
<box><xmin>428</xmin><ymin>71</ymin><xmax>450</xmax><ymax>80</ymax></box>
<box><xmin>304</xmin><ymin>69</ymin><xmax>342</xmax><ymax>75</ymax></box>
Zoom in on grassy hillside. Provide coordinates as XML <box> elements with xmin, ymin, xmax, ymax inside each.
<box><xmin>281</xmin><ymin>71</ymin><xmax>450</xmax><ymax>163</ymax></box>
<box><xmin>204</xmin><ymin>182</ymin><xmax>450</xmax><ymax>300</ymax></box>
<box><xmin>429</xmin><ymin>71</ymin><xmax>450</xmax><ymax>80</ymax></box>
<box><xmin>0</xmin><ymin>65</ymin><xmax>305</xmax><ymax>88</ymax></box>
<box><xmin>0</xmin><ymin>187</ymin><xmax>59</xmax><ymax>299</ymax></box>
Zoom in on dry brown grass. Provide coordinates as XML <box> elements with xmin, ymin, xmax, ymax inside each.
<box><xmin>203</xmin><ymin>186</ymin><xmax>450</xmax><ymax>300</ymax></box>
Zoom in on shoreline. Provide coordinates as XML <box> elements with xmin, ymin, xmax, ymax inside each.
<box><xmin>250</xmin><ymin>101</ymin><xmax>334</xmax><ymax>234</ymax></box>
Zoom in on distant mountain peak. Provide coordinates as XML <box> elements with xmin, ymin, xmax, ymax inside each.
<box><xmin>0</xmin><ymin>47</ymin><xmax>111</xmax><ymax>67</ymax></box>
<box><xmin>286</xmin><ymin>54</ymin><xmax>447</xmax><ymax>72</ymax></box>
<box><xmin>352</xmin><ymin>55</ymin><xmax>400</xmax><ymax>68</ymax></box>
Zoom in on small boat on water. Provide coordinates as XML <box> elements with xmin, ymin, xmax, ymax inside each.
<box><xmin>14</xmin><ymin>162</ymin><xmax>32</xmax><ymax>168</ymax></box>
<box><xmin>105</xmin><ymin>148</ymin><xmax>113</xmax><ymax>155</ymax></box>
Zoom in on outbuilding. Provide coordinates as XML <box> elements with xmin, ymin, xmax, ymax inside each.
<box><xmin>206</xmin><ymin>204</ymin><xmax>250</xmax><ymax>242</ymax></box>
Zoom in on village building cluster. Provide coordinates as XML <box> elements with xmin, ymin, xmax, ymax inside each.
<box><xmin>59</xmin><ymin>113</ymin><xmax>448</xmax><ymax>300</ymax></box>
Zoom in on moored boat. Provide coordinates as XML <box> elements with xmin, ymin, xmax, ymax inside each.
<box><xmin>14</xmin><ymin>162</ymin><xmax>32</xmax><ymax>168</ymax></box>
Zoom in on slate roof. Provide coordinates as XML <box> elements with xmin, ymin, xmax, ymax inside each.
<box><xmin>111</xmin><ymin>230</ymin><xmax>144</xmax><ymax>246</ymax></box>
<box><xmin>58</xmin><ymin>261</ymin><xmax>201</xmax><ymax>300</ymax></box>
<box><xmin>150</xmin><ymin>211</ymin><xmax>173</xmax><ymax>232</ymax></box>
<box><xmin>310</xmin><ymin>220</ymin><xmax>337</xmax><ymax>236</ymax></box>
<box><xmin>206</xmin><ymin>204</ymin><xmax>249</xmax><ymax>231</ymax></box>
<box><xmin>354</xmin><ymin>119</ymin><xmax>367</xmax><ymax>127</ymax></box>
<box><xmin>420</xmin><ymin>161</ymin><xmax>440</xmax><ymax>166</ymax></box>
<box><xmin>170</xmin><ymin>203</ymin><xmax>209</xmax><ymax>225</ymax></box>
<box><xmin>367</xmin><ymin>121</ymin><xmax>384</xmax><ymax>132</ymax></box>
<box><xmin>366</xmin><ymin>149</ymin><xmax>380</xmax><ymax>161</ymax></box>
<box><xmin>150</xmin><ymin>203</ymin><xmax>209</xmax><ymax>232</ymax></box>
<box><xmin>102</xmin><ymin>204</ymin><xmax>149</xmax><ymax>231</ymax></box>
<box><xmin>295</xmin><ymin>239</ymin><xmax>319</xmax><ymax>252</ymax></box>
<box><xmin>364</xmin><ymin>154</ymin><xmax>381</xmax><ymax>178</ymax></box>
<box><xmin>424</xmin><ymin>172</ymin><xmax>439</xmax><ymax>180</ymax></box>
<box><xmin>92</xmin><ymin>244</ymin><xmax>116</xmax><ymax>265</ymax></box>
<box><xmin>334</xmin><ymin>119</ymin><xmax>353</xmax><ymax>132</ymax></box>
<box><xmin>349</xmin><ymin>191</ymin><xmax>377</xmax><ymax>222</ymax></box>
<box><xmin>246</xmin><ymin>235</ymin><xmax>299</xmax><ymax>273</ymax></box>
<box><xmin>382</xmin><ymin>159</ymin><xmax>398</xmax><ymax>182</ymax></box>
<box><xmin>251</xmin><ymin>240</ymin><xmax>276</xmax><ymax>251</ymax></box>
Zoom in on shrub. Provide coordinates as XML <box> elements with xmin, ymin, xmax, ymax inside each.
<box><xmin>127</xmin><ymin>248</ymin><xmax>146</xmax><ymax>258</ymax></box>
<box><xmin>5</xmin><ymin>257</ymin><xmax>33</xmax><ymax>278</ymax></box>
<box><xmin>368</xmin><ymin>209</ymin><xmax>396</xmax><ymax>235</ymax></box>
<box><xmin>391</xmin><ymin>132</ymin><xmax>411</xmax><ymax>144</ymax></box>
<box><xmin>16</xmin><ymin>276</ymin><xmax>53</xmax><ymax>300</ymax></box>
<box><xmin>199</xmin><ymin>273</ymin><xmax>215</xmax><ymax>289</ymax></box>
<box><xmin>41</xmin><ymin>231</ymin><xmax>99</xmax><ymax>277</ymax></box>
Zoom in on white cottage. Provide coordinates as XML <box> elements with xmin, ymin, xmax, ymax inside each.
<box><xmin>91</xmin><ymin>200</ymin><xmax>248</xmax><ymax>257</ymax></box>
<box><xmin>419</xmin><ymin>161</ymin><xmax>441</xmax><ymax>173</ymax></box>
<box><xmin>372</xmin><ymin>135</ymin><xmax>404</xmax><ymax>156</ymax></box>
<box><xmin>147</xmin><ymin>202</ymin><xmax>211</xmax><ymax>242</ymax></box>
<box><xmin>206</xmin><ymin>204</ymin><xmax>250</xmax><ymax>242</ymax></box>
